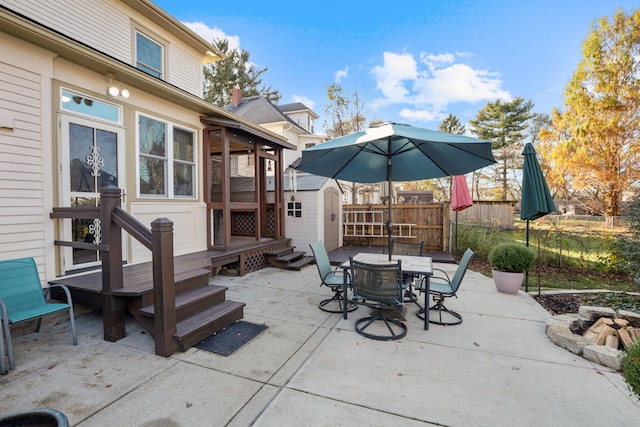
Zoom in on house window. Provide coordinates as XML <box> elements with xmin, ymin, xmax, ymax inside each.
<box><xmin>137</xmin><ymin>114</ymin><xmax>196</xmax><ymax>198</ymax></box>
<box><xmin>287</xmin><ymin>202</ymin><xmax>302</xmax><ymax>218</ymax></box>
<box><xmin>60</xmin><ymin>89</ymin><xmax>121</xmax><ymax>124</ymax></box>
<box><xmin>136</xmin><ymin>31</ymin><xmax>163</xmax><ymax>78</ymax></box>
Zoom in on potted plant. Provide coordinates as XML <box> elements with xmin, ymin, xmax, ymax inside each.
<box><xmin>488</xmin><ymin>242</ymin><xmax>537</xmax><ymax>294</ymax></box>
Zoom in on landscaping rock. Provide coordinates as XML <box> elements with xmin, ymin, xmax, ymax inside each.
<box><xmin>578</xmin><ymin>306</ymin><xmax>616</xmax><ymax>321</ymax></box>
<box><xmin>582</xmin><ymin>344</ymin><xmax>622</xmax><ymax>370</ymax></box>
<box><xmin>618</xmin><ymin>309</ymin><xmax>640</xmax><ymax>328</ymax></box>
<box><xmin>547</xmin><ymin>322</ymin><xmax>591</xmax><ymax>356</ymax></box>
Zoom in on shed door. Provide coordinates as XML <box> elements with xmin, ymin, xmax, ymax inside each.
<box><xmin>323</xmin><ymin>187</ymin><xmax>339</xmax><ymax>251</ymax></box>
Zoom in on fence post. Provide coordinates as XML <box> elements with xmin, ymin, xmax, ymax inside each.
<box><xmin>151</xmin><ymin>218</ymin><xmax>177</xmax><ymax>357</ymax></box>
<box><xmin>100</xmin><ymin>186</ymin><xmax>126</xmax><ymax>342</ymax></box>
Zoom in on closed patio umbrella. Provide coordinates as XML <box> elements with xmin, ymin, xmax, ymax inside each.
<box><xmin>296</xmin><ymin>122</ymin><xmax>496</xmax><ymax>259</ymax></box>
<box><xmin>520</xmin><ymin>142</ymin><xmax>556</xmax><ymax>291</ymax></box>
<box><xmin>451</xmin><ymin>175</ymin><xmax>473</xmax><ymax>259</ymax></box>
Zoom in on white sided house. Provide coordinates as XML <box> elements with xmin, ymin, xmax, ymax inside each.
<box><xmin>0</xmin><ymin>0</ymin><xmax>295</xmax><ymax>282</ymax></box>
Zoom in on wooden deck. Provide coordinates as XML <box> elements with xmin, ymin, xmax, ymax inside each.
<box><xmin>49</xmin><ymin>238</ymin><xmax>293</xmax><ymax>308</ymax></box>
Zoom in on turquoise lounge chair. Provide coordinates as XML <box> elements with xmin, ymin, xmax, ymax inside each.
<box><xmin>0</xmin><ymin>257</ymin><xmax>77</xmax><ymax>374</ymax></box>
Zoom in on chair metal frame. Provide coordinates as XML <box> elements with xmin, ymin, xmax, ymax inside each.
<box><xmin>0</xmin><ymin>257</ymin><xmax>77</xmax><ymax>374</ymax></box>
<box><xmin>390</xmin><ymin>239</ymin><xmax>424</xmax><ymax>304</ymax></box>
<box><xmin>309</xmin><ymin>241</ymin><xmax>357</xmax><ymax>313</ymax></box>
<box><xmin>417</xmin><ymin>248</ymin><xmax>474</xmax><ymax>326</ymax></box>
<box><xmin>349</xmin><ymin>258</ymin><xmax>407</xmax><ymax>341</ymax></box>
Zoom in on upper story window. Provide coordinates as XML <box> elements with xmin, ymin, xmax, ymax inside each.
<box><xmin>137</xmin><ymin>114</ymin><xmax>196</xmax><ymax>198</ymax></box>
<box><xmin>136</xmin><ymin>31</ymin><xmax>164</xmax><ymax>78</ymax></box>
<box><xmin>60</xmin><ymin>89</ymin><xmax>121</xmax><ymax>124</ymax></box>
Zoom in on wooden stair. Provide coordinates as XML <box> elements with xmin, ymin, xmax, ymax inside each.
<box><xmin>122</xmin><ymin>266</ymin><xmax>245</xmax><ymax>351</ymax></box>
<box><xmin>264</xmin><ymin>246</ymin><xmax>314</xmax><ymax>271</ymax></box>
<box><xmin>50</xmin><ymin>255</ymin><xmax>246</xmax><ymax>354</ymax></box>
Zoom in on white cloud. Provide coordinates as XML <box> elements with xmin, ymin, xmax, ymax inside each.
<box><xmin>292</xmin><ymin>95</ymin><xmax>315</xmax><ymax>109</ymax></box>
<box><xmin>370</xmin><ymin>50</ymin><xmax>511</xmax><ymax>122</ymax></box>
<box><xmin>371</xmin><ymin>52</ymin><xmax>418</xmax><ymax>105</ymax></box>
<box><xmin>183</xmin><ymin>21</ymin><xmax>241</xmax><ymax>50</ymax></box>
<box><xmin>334</xmin><ymin>67</ymin><xmax>349</xmax><ymax>83</ymax></box>
<box><xmin>398</xmin><ymin>108</ymin><xmax>443</xmax><ymax>122</ymax></box>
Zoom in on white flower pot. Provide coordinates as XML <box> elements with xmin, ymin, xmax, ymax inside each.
<box><xmin>492</xmin><ymin>269</ymin><xmax>524</xmax><ymax>294</ymax></box>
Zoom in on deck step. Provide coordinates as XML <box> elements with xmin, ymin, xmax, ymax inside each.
<box><xmin>264</xmin><ymin>246</ymin><xmax>294</xmax><ymax>257</ymax></box>
<box><xmin>276</xmin><ymin>251</ymin><xmax>304</xmax><ymax>263</ymax></box>
<box><xmin>138</xmin><ymin>285</ymin><xmax>228</xmax><ymax>321</ymax></box>
<box><xmin>175</xmin><ymin>300</ymin><xmax>245</xmax><ymax>352</ymax></box>
<box><xmin>286</xmin><ymin>256</ymin><xmax>315</xmax><ymax>271</ymax></box>
<box><xmin>110</xmin><ymin>268</ymin><xmax>211</xmax><ymax>297</ymax></box>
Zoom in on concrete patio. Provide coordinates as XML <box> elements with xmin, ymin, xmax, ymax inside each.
<box><xmin>1</xmin><ymin>262</ymin><xmax>639</xmax><ymax>426</ymax></box>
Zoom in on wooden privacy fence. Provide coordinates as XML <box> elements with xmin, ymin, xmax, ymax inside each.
<box><xmin>343</xmin><ymin>203</ymin><xmax>514</xmax><ymax>251</ymax></box>
<box><xmin>343</xmin><ymin>204</ymin><xmax>451</xmax><ymax>251</ymax></box>
<box><xmin>455</xmin><ymin>204</ymin><xmax>514</xmax><ymax>227</ymax></box>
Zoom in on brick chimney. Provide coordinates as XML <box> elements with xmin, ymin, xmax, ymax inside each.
<box><xmin>232</xmin><ymin>86</ymin><xmax>242</xmax><ymax>107</ymax></box>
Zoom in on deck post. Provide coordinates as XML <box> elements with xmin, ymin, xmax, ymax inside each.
<box><xmin>151</xmin><ymin>218</ymin><xmax>177</xmax><ymax>357</ymax></box>
<box><xmin>100</xmin><ymin>186</ymin><xmax>126</xmax><ymax>341</ymax></box>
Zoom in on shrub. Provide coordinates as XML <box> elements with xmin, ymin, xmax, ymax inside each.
<box><xmin>620</xmin><ymin>340</ymin><xmax>640</xmax><ymax>399</ymax></box>
<box><xmin>488</xmin><ymin>242</ymin><xmax>537</xmax><ymax>273</ymax></box>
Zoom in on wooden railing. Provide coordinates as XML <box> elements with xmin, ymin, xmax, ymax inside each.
<box><xmin>51</xmin><ymin>186</ymin><xmax>177</xmax><ymax>356</ymax></box>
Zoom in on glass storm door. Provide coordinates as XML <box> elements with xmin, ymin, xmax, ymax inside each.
<box><xmin>60</xmin><ymin>115</ymin><xmax>125</xmax><ymax>272</ymax></box>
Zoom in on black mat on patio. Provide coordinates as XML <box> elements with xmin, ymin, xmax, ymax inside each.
<box><xmin>195</xmin><ymin>321</ymin><xmax>268</xmax><ymax>356</ymax></box>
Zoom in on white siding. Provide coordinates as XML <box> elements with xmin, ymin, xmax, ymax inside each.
<box><xmin>0</xmin><ymin>51</ymin><xmax>48</xmax><ymax>278</ymax></box>
<box><xmin>3</xmin><ymin>0</ymin><xmax>205</xmax><ymax>96</ymax></box>
<box><xmin>167</xmin><ymin>42</ymin><xmax>203</xmax><ymax>96</ymax></box>
<box><xmin>128</xmin><ymin>202</ymin><xmax>207</xmax><ymax>262</ymax></box>
<box><xmin>3</xmin><ymin>0</ymin><xmax>131</xmax><ymax>62</ymax></box>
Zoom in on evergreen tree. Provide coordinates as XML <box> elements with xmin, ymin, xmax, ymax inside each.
<box><xmin>203</xmin><ymin>39</ymin><xmax>281</xmax><ymax>107</ymax></box>
<box><xmin>469</xmin><ymin>97</ymin><xmax>534</xmax><ymax>201</ymax></box>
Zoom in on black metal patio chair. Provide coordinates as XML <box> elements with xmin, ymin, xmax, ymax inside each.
<box><xmin>349</xmin><ymin>257</ymin><xmax>406</xmax><ymax>341</ymax></box>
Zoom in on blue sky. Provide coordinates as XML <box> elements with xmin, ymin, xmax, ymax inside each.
<box><xmin>153</xmin><ymin>1</ymin><xmax>638</xmax><ymax>135</ymax></box>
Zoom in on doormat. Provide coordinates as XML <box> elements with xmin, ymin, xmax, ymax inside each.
<box><xmin>195</xmin><ymin>321</ymin><xmax>268</xmax><ymax>356</ymax></box>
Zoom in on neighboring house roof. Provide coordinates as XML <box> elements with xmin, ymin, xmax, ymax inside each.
<box><xmin>278</xmin><ymin>102</ymin><xmax>319</xmax><ymax>120</ymax></box>
<box><xmin>225</xmin><ymin>96</ymin><xmax>309</xmax><ymax>134</ymax></box>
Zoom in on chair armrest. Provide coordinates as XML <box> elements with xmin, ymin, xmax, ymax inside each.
<box><xmin>431</xmin><ymin>267</ymin><xmax>452</xmax><ymax>284</ymax></box>
<box><xmin>45</xmin><ymin>284</ymin><xmax>74</xmax><ymax>305</ymax></box>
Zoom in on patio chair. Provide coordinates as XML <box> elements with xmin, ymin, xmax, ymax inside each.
<box><xmin>390</xmin><ymin>239</ymin><xmax>424</xmax><ymax>304</ymax></box>
<box><xmin>0</xmin><ymin>257</ymin><xmax>77</xmax><ymax>374</ymax></box>
<box><xmin>349</xmin><ymin>258</ymin><xmax>407</xmax><ymax>341</ymax></box>
<box><xmin>309</xmin><ymin>241</ymin><xmax>357</xmax><ymax>313</ymax></box>
<box><xmin>416</xmin><ymin>248</ymin><xmax>474</xmax><ymax>326</ymax></box>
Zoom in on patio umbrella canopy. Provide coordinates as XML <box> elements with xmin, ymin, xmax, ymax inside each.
<box><xmin>451</xmin><ymin>175</ymin><xmax>473</xmax><ymax>258</ymax></box>
<box><xmin>520</xmin><ymin>143</ymin><xmax>556</xmax><ymax>222</ymax></box>
<box><xmin>296</xmin><ymin>122</ymin><xmax>496</xmax><ymax>259</ymax></box>
<box><xmin>520</xmin><ymin>142</ymin><xmax>556</xmax><ymax>291</ymax></box>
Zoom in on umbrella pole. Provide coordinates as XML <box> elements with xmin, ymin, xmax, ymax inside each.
<box><xmin>387</xmin><ymin>157</ymin><xmax>392</xmax><ymax>261</ymax></box>
<box><xmin>525</xmin><ymin>220</ymin><xmax>530</xmax><ymax>292</ymax></box>
<box><xmin>455</xmin><ymin>211</ymin><xmax>459</xmax><ymax>260</ymax></box>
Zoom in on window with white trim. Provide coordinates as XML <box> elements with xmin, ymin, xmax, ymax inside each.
<box><xmin>135</xmin><ymin>31</ymin><xmax>163</xmax><ymax>78</ymax></box>
<box><xmin>287</xmin><ymin>202</ymin><xmax>302</xmax><ymax>218</ymax></box>
<box><xmin>137</xmin><ymin>114</ymin><xmax>196</xmax><ymax>198</ymax></box>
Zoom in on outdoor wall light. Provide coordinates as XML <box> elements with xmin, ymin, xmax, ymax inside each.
<box><xmin>106</xmin><ymin>73</ymin><xmax>130</xmax><ymax>99</ymax></box>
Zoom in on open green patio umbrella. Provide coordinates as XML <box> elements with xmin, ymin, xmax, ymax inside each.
<box><xmin>296</xmin><ymin>122</ymin><xmax>496</xmax><ymax>259</ymax></box>
<box><xmin>520</xmin><ymin>142</ymin><xmax>556</xmax><ymax>291</ymax></box>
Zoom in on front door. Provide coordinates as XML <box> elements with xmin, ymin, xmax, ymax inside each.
<box><xmin>59</xmin><ymin>114</ymin><xmax>125</xmax><ymax>272</ymax></box>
